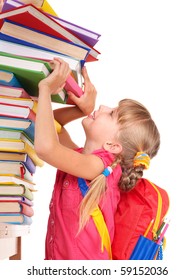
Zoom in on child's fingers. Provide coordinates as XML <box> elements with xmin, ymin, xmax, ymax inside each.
<box><xmin>67</xmin><ymin>91</ymin><xmax>79</xmax><ymax>104</ymax></box>
<box><xmin>50</xmin><ymin>58</ymin><xmax>71</xmax><ymax>81</ymax></box>
<box><xmin>49</xmin><ymin>59</ymin><xmax>59</xmax><ymax>70</ymax></box>
<box><xmin>82</xmin><ymin>66</ymin><xmax>91</xmax><ymax>83</ymax></box>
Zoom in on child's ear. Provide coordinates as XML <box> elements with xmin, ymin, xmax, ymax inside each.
<box><xmin>103</xmin><ymin>141</ymin><xmax>123</xmax><ymax>154</ymax></box>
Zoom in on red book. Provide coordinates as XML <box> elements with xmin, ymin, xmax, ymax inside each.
<box><xmin>0</xmin><ymin>4</ymin><xmax>100</xmax><ymax>62</ymax></box>
<box><xmin>0</xmin><ymin>102</ymin><xmax>36</xmax><ymax>122</ymax></box>
<box><xmin>0</xmin><ymin>84</ymin><xmax>32</xmax><ymax>98</ymax></box>
<box><xmin>20</xmin><ymin>202</ymin><xmax>34</xmax><ymax>217</ymax></box>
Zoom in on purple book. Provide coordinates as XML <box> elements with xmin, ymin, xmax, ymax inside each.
<box><xmin>50</xmin><ymin>14</ymin><xmax>100</xmax><ymax>47</ymax></box>
<box><xmin>0</xmin><ymin>196</ymin><xmax>34</xmax><ymax>206</ymax></box>
<box><xmin>1</xmin><ymin>0</ymin><xmax>22</xmax><ymax>12</ymax></box>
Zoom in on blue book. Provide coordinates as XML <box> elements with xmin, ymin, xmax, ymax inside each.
<box><xmin>0</xmin><ymin>69</ymin><xmax>22</xmax><ymax>87</ymax></box>
<box><xmin>0</xmin><ymin>116</ymin><xmax>34</xmax><ymax>142</ymax></box>
<box><xmin>0</xmin><ymin>213</ymin><xmax>32</xmax><ymax>225</ymax></box>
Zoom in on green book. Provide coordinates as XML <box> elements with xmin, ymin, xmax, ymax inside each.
<box><xmin>0</xmin><ymin>51</ymin><xmax>67</xmax><ymax>104</ymax></box>
<box><xmin>0</xmin><ymin>184</ymin><xmax>34</xmax><ymax>201</ymax></box>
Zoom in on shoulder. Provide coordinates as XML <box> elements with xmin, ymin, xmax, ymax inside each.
<box><xmin>92</xmin><ymin>148</ymin><xmax>115</xmax><ymax>168</ymax></box>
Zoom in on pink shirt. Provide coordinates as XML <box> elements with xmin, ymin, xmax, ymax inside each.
<box><xmin>45</xmin><ymin>148</ymin><xmax>121</xmax><ymax>260</ymax></box>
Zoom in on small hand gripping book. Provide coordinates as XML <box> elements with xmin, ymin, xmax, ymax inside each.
<box><xmin>0</xmin><ymin>51</ymin><xmax>84</xmax><ymax>104</ymax></box>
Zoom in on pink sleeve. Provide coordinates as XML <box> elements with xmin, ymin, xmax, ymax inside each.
<box><xmin>92</xmin><ymin>148</ymin><xmax>115</xmax><ymax>168</ymax></box>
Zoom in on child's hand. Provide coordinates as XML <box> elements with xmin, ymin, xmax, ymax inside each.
<box><xmin>38</xmin><ymin>58</ymin><xmax>71</xmax><ymax>96</ymax></box>
<box><xmin>67</xmin><ymin>66</ymin><xmax>97</xmax><ymax>116</ymax></box>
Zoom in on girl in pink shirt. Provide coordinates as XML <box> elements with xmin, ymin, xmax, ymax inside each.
<box><xmin>35</xmin><ymin>58</ymin><xmax>160</xmax><ymax>259</ymax></box>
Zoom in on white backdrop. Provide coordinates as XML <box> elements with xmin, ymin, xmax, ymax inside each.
<box><xmin>2</xmin><ymin>0</ymin><xmax>195</xmax><ymax>278</ymax></box>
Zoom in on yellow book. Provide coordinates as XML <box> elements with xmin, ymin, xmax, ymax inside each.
<box><xmin>41</xmin><ymin>0</ymin><xmax>58</xmax><ymax>16</ymax></box>
<box><xmin>0</xmin><ymin>138</ymin><xmax>44</xmax><ymax>167</ymax></box>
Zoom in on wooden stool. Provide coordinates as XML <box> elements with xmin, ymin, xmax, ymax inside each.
<box><xmin>0</xmin><ymin>223</ymin><xmax>30</xmax><ymax>260</ymax></box>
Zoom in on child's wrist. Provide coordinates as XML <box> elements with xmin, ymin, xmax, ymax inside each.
<box><xmin>38</xmin><ymin>84</ymin><xmax>52</xmax><ymax>96</ymax></box>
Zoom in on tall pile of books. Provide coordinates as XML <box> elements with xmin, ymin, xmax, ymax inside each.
<box><xmin>0</xmin><ymin>0</ymin><xmax>101</xmax><ymax>226</ymax></box>
<box><xmin>0</xmin><ymin>70</ymin><xmax>41</xmax><ymax>225</ymax></box>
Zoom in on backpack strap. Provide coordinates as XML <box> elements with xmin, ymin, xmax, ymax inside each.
<box><xmin>146</xmin><ymin>179</ymin><xmax>163</xmax><ymax>240</ymax></box>
<box><xmin>78</xmin><ymin>178</ymin><xmax>112</xmax><ymax>259</ymax></box>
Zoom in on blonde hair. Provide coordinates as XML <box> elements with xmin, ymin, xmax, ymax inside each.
<box><xmin>79</xmin><ymin>98</ymin><xmax>160</xmax><ymax>231</ymax></box>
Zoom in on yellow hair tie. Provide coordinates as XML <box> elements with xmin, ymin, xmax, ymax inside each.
<box><xmin>133</xmin><ymin>151</ymin><xmax>150</xmax><ymax>169</ymax></box>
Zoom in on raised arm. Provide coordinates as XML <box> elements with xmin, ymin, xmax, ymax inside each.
<box><xmin>34</xmin><ymin>58</ymin><xmax>103</xmax><ymax>180</ymax></box>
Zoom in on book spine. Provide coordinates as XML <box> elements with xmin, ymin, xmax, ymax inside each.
<box><xmin>23</xmin><ymin>120</ymin><xmax>34</xmax><ymax>142</ymax></box>
<box><xmin>20</xmin><ymin>195</ymin><xmax>34</xmax><ymax>206</ymax></box>
<box><xmin>28</xmin><ymin>109</ymin><xmax>36</xmax><ymax>122</ymax></box>
<box><xmin>1</xmin><ymin>1</ymin><xmax>21</xmax><ymax>12</ymax></box>
<box><xmin>22</xmin><ymin>214</ymin><xmax>32</xmax><ymax>225</ymax></box>
<box><xmin>20</xmin><ymin>162</ymin><xmax>33</xmax><ymax>182</ymax></box>
<box><xmin>24</xmin><ymin>140</ymin><xmax>44</xmax><ymax>167</ymax></box>
<box><xmin>23</xmin><ymin>185</ymin><xmax>34</xmax><ymax>201</ymax></box>
<box><xmin>24</xmin><ymin>154</ymin><xmax>36</xmax><ymax>174</ymax></box>
<box><xmin>20</xmin><ymin>202</ymin><xmax>34</xmax><ymax>217</ymax></box>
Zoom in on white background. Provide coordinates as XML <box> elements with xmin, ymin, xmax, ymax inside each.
<box><xmin>1</xmin><ymin>0</ymin><xmax>195</xmax><ymax>278</ymax></box>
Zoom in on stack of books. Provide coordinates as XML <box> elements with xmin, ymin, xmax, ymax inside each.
<box><xmin>0</xmin><ymin>0</ymin><xmax>101</xmax><ymax>226</ymax></box>
<box><xmin>0</xmin><ymin>70</ymin><xmax>42</xmax><ymax>225</ymax></box>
